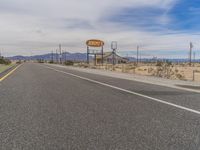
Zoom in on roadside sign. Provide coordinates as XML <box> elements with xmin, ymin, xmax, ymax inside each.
<box><xmin>86</xmin><ymin>39</ymin><xmax>104</xmax><ymax>47</ymax></box>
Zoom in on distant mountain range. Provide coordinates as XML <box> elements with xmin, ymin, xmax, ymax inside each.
<box><xmin>8</xmin><ymin>52</ymin><xmax>88</xmax><ymax>62</ymax></box>
<box><xmin>7</xmin><ymin>52</ymin><xmax>200</xmax><ymax>63</ymax></box>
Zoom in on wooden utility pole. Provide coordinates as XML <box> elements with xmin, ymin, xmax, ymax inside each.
<box><xmin>137</xmin><ymin>46</ymin><xmax>139</xmax><ymax>65</ymax></box>
<box><xmin>56</xmin><ymin>49</ymin><xmax>58</xmax><ymax>63</ymax></box>
<box><xmin>193</xmin><ymin>52</ymin><xmax>196</xmax><ymax>63</ymax></box>
<box><xmin>51</xmin><ymin>50</ymin><xmax>54</xmax><ymax>62</ymax></box>
<box><xmin>189</xmin><ymin>42</ymin><xmax>193</xmax><ymax>66</ymax></box>
<box><xmin>64</xmin><ymin>51</ymin><xmax>67</xmax><ymax>62</ymax></box>
<box><xmin>59</xmin><ymin>44</ymin><xmax>62</xmax><ymax>64</ymax></box>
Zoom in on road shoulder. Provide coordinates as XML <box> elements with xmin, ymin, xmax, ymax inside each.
<box><xmin>0</xmin><ymin>64</ymin><xmax>21</xmax><ymax>82</ymax></box>
<box><xmin>47</xmin><ymin>64</ymin><xmax>200</xmax><ymax>93</ymax></box>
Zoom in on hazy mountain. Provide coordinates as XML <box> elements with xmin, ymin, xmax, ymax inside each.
<box><xmin>8</xmin><ymin>52</ymin><xmax>200</xmax><ymax>63</ymax></box>
<box><xmin>8</xmin><ymin>52</ymin><xmax>88</xmax><ymax>62</ymax></box>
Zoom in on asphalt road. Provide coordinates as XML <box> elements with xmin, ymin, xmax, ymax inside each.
<box><xmin>0</xmin><ymin>63</ymin><xmax>200</xmax><ymax>150</ymax></box>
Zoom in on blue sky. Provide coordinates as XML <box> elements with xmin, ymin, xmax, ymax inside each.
<box><xmin>169</xmin><ymin>0</ymin><xmax>200</xmax><ymax>31</ymax></box>
<box><xmin>0</xmin><ymin>0</ymin><xmax>200</xmax><ymax>57</ymax></box>
<box><xmin>109</xmin><ymin>0</ymin><xmax>200</xmax><ymax>32</ymax></box>
<box><xmin>108</xmin><ymin>7</ymin><xmax>169</xmax><ymax>31</ymax></box>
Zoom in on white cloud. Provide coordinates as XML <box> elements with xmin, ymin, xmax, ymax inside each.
<box><xmin>0</xmin><ymin>0</ymin><xmax>199</xmax><ymax>58</ymax></box>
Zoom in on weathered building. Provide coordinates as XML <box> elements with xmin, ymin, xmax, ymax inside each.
<box><xmin>95</xmin><ymin>52</ymin><xmax>128</xmax><ymax>64</ymax></box>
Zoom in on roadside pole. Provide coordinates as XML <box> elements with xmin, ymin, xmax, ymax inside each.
<box><xmin>137</xmin><ymin>46</ymin><xmax>139</xmax><ymax>65</ymax></box>
<box><xmin>51</xmin><ymin>50</ymin><xmax>54</xmax><ymax>63</ymax></box>
<box><xmin>193</xmin><ymin>70</ymin><xmax>195</xmax><ymax>81</ymax></box>
<box><xmin>56</xmin><ymin>49</ymin><xmax>58</xmax><ymax>63</ymax></box>
<box><xmin>189</xmin><ymin>42</ymin><xmax>193</xmax><ymax>66</ymax></box>
<box><xmin>59</xmin><ymin>44</ymin><xmax>62</xmax><ymax>64</ymax></box>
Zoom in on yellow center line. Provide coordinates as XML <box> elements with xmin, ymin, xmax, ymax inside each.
<box><xmin>0</xmin><ymin>64</ymin><xmax>22</xmax><ymax>82</ymax></box>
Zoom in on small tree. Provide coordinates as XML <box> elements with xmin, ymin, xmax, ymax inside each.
<box><xmin>49</xmin><ymin>60</ymin><xmax>54</xmax><ymax>64</ymax></box>
<box><xmin>166</xmin><ymin>60</ymin><xmax>172</xmax><ymax>66</ymax></box>
<box><xmin>156</xmin><ymin>61</ymin><xmax>163</xmax><ymax>66</ymax></box>
<box><xmin>0</xmin><ymin>57</ymin><xmax>11</xmax><ymax>65</ymax></box>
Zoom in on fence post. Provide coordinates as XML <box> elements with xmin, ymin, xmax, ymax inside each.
<box><xmin>193</xmin><ymin>70</ymin><xmax>195</xmax><ymax>81</ymax></box>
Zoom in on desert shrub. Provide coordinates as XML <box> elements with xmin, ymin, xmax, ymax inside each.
<box><xmin>130</xmin><ymin>66</ymin><xmax>136</xmax><ymax>70</ymax></box>
<box><xmin>16</xmin><ymin>60</ymin><xmax>22</xmax><ymax>64</ymax></box>
<box><xmin>176</xmin><ymin>74</ymin><xmax>185</xmax><ymax>80</ymax></box>
<box><xmin>166</xmin><ymin>60</ymin><xmax>172</xmax><ymax>66</ymax></box>
<box><xmin>156</xmin><ymin>61</ymin><xmax>163</xmax><ymax>66</ymax></box>
<box><xmin>37</xmin><ymin>59</ymin><xmax>44</xmax><ymax>63</ymax></box>
<box><xmin>148</xmin><ymin>68</ymin><xmax>154</xmax><ymax>73</ymax></box>
<box><xmin>64</xmin><ymin>60</ymin><xmax>74</xmax><ymax>66</ymax></box>
<box><xmin>138</xmin><ymin>68</ymin><xmax>143</xmax><ymax>71</ymax></box>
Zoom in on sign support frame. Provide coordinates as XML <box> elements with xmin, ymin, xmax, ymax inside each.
<box><xmin>86</xmin><ymin>39</ymin><xmax>104</xmax><ymax>66</ymax></box>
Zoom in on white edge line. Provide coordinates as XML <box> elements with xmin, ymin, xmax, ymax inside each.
<box><xmin>51</xmin><ymin>64</ymin><xmax>200</xmax><ymax>94</ymax></box>
<box><xmin>44</xmin><ymin>65</ymin><xmax>200</xmax><ymax>115</ymax></box>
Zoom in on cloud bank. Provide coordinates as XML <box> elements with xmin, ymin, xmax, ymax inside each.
<box><xmin>0</xmin><ymin>0</ymin><xmax>200</xmax><ymax>57</ymax></box>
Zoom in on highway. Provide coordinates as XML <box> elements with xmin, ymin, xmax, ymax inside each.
<box><xmin>0</xmin><ymin>63</ymin><xmax>200</xmax><ymax>149</ymax></box>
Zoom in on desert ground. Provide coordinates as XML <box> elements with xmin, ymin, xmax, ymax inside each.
<box><xmin>74</xmin><ymin>62</ymin><xmax>200</xmax><ymax>82</ymax></box>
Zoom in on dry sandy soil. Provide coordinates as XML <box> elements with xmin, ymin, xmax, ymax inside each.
<box><xmin>75</xmin><ymin>62</ymin><xmax>200</xmax><ymax>82</ymax></box>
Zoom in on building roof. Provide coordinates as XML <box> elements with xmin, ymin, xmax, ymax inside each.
<box><xmin>96</xmin><ymin>52</ymin><xmax>128</xmax><ymax>61</ymax></box>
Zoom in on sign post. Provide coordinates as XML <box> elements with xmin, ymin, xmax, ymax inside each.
<box><xmin>86</xmin><ymin>39</ymin><xmax>104</xmax><ymax>65</ymax></box>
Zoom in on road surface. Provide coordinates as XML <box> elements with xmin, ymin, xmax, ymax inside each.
<box><xmin>0</xmin><ymin>63</ymin><xmax>200</xmax><ymax>150</ymax></box>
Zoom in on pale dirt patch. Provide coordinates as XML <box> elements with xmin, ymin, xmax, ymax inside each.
<box><xmin>73</xmin><ymin>62</ymin><xmax>200</xmax><ymax>82</ymax></box>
